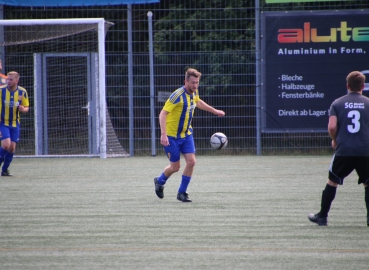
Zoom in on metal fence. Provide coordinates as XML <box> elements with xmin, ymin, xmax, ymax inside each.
<box><xmin>2</xmin><ymin>0</ymin><xmax>369</xmax><ymax>156</ymax></box>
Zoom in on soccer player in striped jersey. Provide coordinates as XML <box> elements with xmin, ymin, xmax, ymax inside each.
<box><xmin>0</xmin><ymin>71</ymin><xmax>29</xmax><ymax>176</ymax></box>
<box><xmin>154</xmin><ymin>68</ymin><xmax>225</xmax><ymax>202</ymax></box>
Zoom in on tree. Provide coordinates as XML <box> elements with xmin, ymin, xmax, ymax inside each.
<box><xmin>153</xmin><ymin>0</ymin><xmax>256</xmax><ymax>97</ymax></box>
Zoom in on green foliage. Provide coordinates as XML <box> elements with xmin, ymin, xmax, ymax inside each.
<box><xmin>154</xmin><ymin>0</ymin><xmax>254</xmax><ymax>54</ymax></box>
<box><xmin>153</xmin><ymin>0</ymin><xmax>255</xmax><ymax>100</ymax></box>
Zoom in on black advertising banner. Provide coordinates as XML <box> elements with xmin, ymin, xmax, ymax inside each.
<box><xmin>261</xmin><ymin>11</ymin><xmax>369</xmax><ymax>133</ymax></box>
<box><xmin>266</xmin><ymin>0</ymin><xmax>345</xmax><ymax>2</ymax></box>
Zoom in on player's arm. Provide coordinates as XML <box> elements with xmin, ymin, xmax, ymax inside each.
<box><xmin>196</xmin><ymin>100</ymin><xmax>225</xmax><ymax>117</ymax></box>
<box><xmin>19</xmin><ymin>91</ymin><xmax>30</xmax><ymax>113</ymax></box>
<box><xmin>18</xmin><ymin>105</ymin><xmax>29</xmax><ymax>113</ymax></box>
<box><xmin>328</xmin><ymin>115</ymin><xmax>338</xmax><ymax>149</ymax></box>
<box><xmin>159</xmin><ymin>109</ymin><xmax>170</xmax><ymax>146</ymax></box>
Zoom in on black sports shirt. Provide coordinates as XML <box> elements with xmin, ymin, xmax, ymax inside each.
<box><xmin>329</xmin><ymin>92</ymin><xmax>369</xmax><ymax>156</ymax></box>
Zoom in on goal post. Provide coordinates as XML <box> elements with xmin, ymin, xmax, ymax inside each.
<box><xmin>0</xmin><ymin>18</ymin><xmax>126</xmax><ymax>158</ymax></box>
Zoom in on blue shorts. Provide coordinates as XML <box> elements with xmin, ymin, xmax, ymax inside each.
<box><xmin>0</xmin><ymin>124</ymin><xmax>20</xmax><ymax>143</ymax></box>
<box><xmin>164</xmin><ymin>135</ymin><xmax>196</xmax><ymax>162</ymax></box>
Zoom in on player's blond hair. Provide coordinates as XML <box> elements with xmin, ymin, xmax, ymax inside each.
<box><xmin>7</xmin><ymin>71</ymin><xmax>20</xmax><ymax>80</ymax></box>
<box><xmin>346</xmin><ymin>71</ymin><xmax>365</xmax><ymax>92</ymax></box>
<box><xmin>185</xmin><ymin>68</ymin><xmax>201</xmax><ymax>81</ymax></box>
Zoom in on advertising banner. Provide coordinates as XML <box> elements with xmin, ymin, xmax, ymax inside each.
<box><xmin>261</xmin><ymin>10</ymin><xmax>369</xmax><ymax>133</ymax></box>
<box><xmin>266</xmin><ymin>0</ymin><xmax>347</xmax><ymax>3</ymax></box>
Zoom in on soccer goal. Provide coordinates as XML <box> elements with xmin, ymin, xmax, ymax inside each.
<box><xmin>0</xmin><ymin>18</ymin><xmax>126</xmax><ymax>158</ymax></box>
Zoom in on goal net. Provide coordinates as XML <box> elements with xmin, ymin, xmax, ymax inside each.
<box><xmin>0</xmin><ymin>19</ymin><xmax>127</xmax><ymax>158</ymax></box>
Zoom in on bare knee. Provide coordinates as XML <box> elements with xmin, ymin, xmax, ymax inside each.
<box><xmin>1</xmin><ymin>139</ymin><xmax>11</xmax><ymax>151</ymax></box>
<box><xmin>327</xmin><ymin>179</ymin><xmax>338</xmax><ymax>187</ymax></box>
<box><xmin>186</xmin><ymin>159</ymin><xmax>196</xmax><ymax>168</ymax></box>
<box><xmin>170</xmin><ymin>163</ymin><xmax>180</xmax><ymax>173</ymax></box>
<box><xmin>8</xmin><ymin>143</ymin><xmax>16</xmax><ymax>153</ymax></box>
<box><xmin>183</xmin><ymin>153</ymin><xmax>196</xmax><ymax>168</ymax></box>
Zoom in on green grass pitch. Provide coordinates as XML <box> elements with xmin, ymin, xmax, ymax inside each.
<box><xmin>1</xmin><ymin>156</ymin><xmax>368</xmax><ymax>269</ymax></box>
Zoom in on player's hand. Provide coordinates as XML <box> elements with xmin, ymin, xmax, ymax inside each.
<box><xmin>214</xmin><ymin>110</ymin><xmax>225</xmax><ymax>117</ymax></box>
<box><xmin>160</xmin><ymin>134</ymin><xmax>170</xmax><ymax>146</ymax></box>
<box><xmin>331</xmin><ymin>140</ymin><xmax>337</xmax><ymax>149</ymax></box>
<box><xmin>18</xmin><ymin>105</ymin><xmax>27</xmax><ymax>113</ymax></box>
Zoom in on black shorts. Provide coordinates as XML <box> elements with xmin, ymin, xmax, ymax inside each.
<box><xmin>329</xmin><ymin>155</ymin><xmax>369</xmax><ymax>185</ymax></box>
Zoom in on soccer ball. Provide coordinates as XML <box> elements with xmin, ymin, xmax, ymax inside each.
<box><xmin>210</xmin><ymin>132</ymin><xmax>228</xmax><ymax>150</ymax></box>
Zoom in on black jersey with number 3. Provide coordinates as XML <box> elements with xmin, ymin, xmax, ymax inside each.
<box><xmin>329</xmin><ymin>92</ymin><xmax>369</xmax><ymax>156</ymax></box>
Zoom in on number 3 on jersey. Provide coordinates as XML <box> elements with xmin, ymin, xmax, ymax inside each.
<box><xmin>347</xmin><ymin>110</ymin><xmax>360</xmax><ymax>133</ymax></box>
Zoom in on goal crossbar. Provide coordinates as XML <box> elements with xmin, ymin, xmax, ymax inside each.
<box><xmin>0</xmin><ymin>18</ymin><xmax>106</xmax><ymax>26</ymax></box>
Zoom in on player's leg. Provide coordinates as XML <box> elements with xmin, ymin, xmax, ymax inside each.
<box><xmin>364</xmin><ymin>184</ymin><xmax>369</xmax><ymax>226</ymax></box>
<box><xmin>154</xmin><ymin>137</ymin><xmax>181</xmax><ymax>199</ymax></box>
<box><xmin>2</xmin><ymin>141</ymin><xmax>16</xmax><ymax>176</ymax></box>
<box><xmin>1</xmin><ymin>127</ymin><xmax>18</xmax><ymax>176</ymax></box>
<box><xmin>177</xmin><ymin>135</ymin><xmax>196</xmax><ymax>202</ymax></box>
<box><xmin>317</xmin><ymin>179</ymin><xmax>338</xmax><ymax>218</ymax></box>
<box><xmin>308</xmin><ymin>155</ymin><xmax>353</xmax><ymax>225</ymax></box>
<box><xmin>0</xmin><ymin>124</ymin><xmax>11</xmax><ymax>170</ymax></box>
<box><xmin>181</xmin><ymin>153</ymin><xmax>196</xmax><ymax>190</ymax></box>
<box><xmin>0</xmin><ymin>138</ymin><xmax>11</xmax><ymax>163</ymax></box>
<box><xmin>158</xmin><ymin>137</ymin><xmax>181</xmax><ymax>184</ymax></box>
<box><xmin>354</xmin><ymin>157</ymin><xmax>369</xmax><ymax>226</ymax></box>
<box><xmin>160</xmin><ymin>161</ymin><xmax>180</xmax><ymax>185</ymax></box>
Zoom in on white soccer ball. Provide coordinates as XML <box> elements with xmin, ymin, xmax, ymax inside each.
<box><xmin>210</xmin><ymin>132</ymin><xmax>228</xmax><ymax>150</ymax></box>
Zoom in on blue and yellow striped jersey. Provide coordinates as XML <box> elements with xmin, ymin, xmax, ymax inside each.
<box><xmin>163</xmin><ymin>87</ymin><xmax>200</xmax><ymax>138</ymax></box>
<box><xmin>0</xmin><ymin>86</ymin><xmax>29</xmax><ymax>127</ymax></box>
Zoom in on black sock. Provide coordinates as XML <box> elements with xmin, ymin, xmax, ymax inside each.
<box><xmin>365</xmin><ymin>186</ymin><xmax>369</xmax><ymax>217</ymax></box>
<box><xmin>319</xmin><ymin>184</ymin><xmax>337</xmax><ymax>218</ymax></box>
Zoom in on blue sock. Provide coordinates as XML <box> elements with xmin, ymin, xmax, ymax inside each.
<box><xmin>178</xmin><ymin>175</ymin><xmax>191</xmax><ymax>193</ymax></box>
<box><xmin>2</xmin><ymin>152</ymin><xmax>13</xmax><ymax>172</ymax></box>
<box><xmin>0</xmin><ymin>147</ymin><xmax>7</xmax><ymax>165</ymax></box>
<box><xmin>158</xmin><ymin>172</ymin><xmax>169</xmax><ymax>185</ymax></box>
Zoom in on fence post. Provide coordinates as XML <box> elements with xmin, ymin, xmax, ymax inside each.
<box><xmin>128</xmin><ymin>4</ymin><xmax>134</xmax><ymax>156</ymax></box>
<box><xmin>148</xmin><ymin>11</ymin><xmax>156</xmax><ymax>156</ymax></box>
<box><xmin>255</xmin><ymin>0</ymin><xmax>262</xmax><ymax>155</ymax></box>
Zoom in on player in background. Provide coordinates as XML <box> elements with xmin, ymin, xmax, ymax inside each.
<box><xmin>308</xmin><ymin>71</ymin><xmax>369</xmax><ymax>226</ymax></box>
<box><xmin>0</xmin><ymin>73</ymin><xmax>7</xmax><ymax>85</ymax></box>
<box><xmin>0</xmin><ymin>60</ymin><xmax>7</xmax><ymax>85</ymax></box>
<box><xmin>154</xmin><ymin>68</ymin><xmax>225</xmax><ymax>202</ymax></box>
<box><xmin>0</xmin><ymin>71</ymin><xmax>29</xmax><ymax>176</ymax></box>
